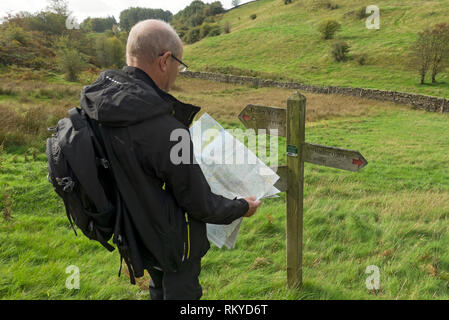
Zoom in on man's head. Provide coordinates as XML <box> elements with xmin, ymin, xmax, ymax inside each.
<box><xmin>126</xmin><ymin>19</ymin><xmax>184</xmax><ymax>92</ymax></box>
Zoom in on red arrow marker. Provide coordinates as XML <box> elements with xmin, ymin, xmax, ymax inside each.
<box><xmin>352</xmin><ymin>159</ymin><xmax>364</xmax><ymax>168</ymax></box>
<box><xmin>242</xmin><ymin>114</ymin><xmax>250</xmax><ymax>121</ymax></box>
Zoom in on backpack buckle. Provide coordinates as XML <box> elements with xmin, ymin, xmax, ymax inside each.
<box><xmin>100</xmin><ymin>158</ymin><xmax>110</xmax><ymax>169</ymax></box>
<box><xmin>56</xmin><ymin>177</ymin><xmax>75</xmax><ymax>193</ymax></box>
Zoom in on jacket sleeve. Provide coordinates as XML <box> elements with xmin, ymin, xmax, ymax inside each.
<box><xmin>155</xmin><ymin>128</ymin><xmax>249</xmax><ymax>225</ymax></box>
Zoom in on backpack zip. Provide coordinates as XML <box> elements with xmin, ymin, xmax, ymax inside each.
<box><xmin>184</xmin><ymin>213</ymin><xmax>191</xmax><ymax>260</ymax></box>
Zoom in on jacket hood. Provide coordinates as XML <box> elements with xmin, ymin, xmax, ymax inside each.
<box><xmin>80</xmin><ymin>67</ymin><xmax>200</xmax><ymax>128</ymax></box>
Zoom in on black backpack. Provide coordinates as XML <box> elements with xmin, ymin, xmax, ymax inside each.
<box><xmin>46</xmin><ymin>107</ymin><xmax>136</xmax><ymax>284</ymax></box>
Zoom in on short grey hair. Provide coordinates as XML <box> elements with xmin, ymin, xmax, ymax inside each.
<box><xmin>126</xmin><ymin>19</ymin><xmax>182</xmax><ymax>65</ymax></box>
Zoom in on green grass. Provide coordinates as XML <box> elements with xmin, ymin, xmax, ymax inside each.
<box><xmin>184</xmin><ymin>0</ymin><xmax>449</xmax><ymax>98</ymax></box>
<box><xmin>2</xmin><ymin>103</ymin><xmax>449</xmax><ymax>299</ymax></box>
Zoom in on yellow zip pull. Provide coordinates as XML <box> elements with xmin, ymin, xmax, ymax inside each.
<box><xmin>185</xmin><ymin>213</ymin><xmax>191</xmax><ymax>260</ymax></box>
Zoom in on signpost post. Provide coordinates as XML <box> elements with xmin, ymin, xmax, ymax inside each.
<box><xmin>239</xmin><ymin>92</ymin><xmax>368</xmax><ymax>288</ymax></box>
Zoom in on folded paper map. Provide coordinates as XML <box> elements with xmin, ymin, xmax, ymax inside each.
<box><xmin>190</xmin><ymin>113</ymin><xmax>280</xmax><ymax>249</ymax></box>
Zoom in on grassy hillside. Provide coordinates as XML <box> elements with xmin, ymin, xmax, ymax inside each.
<box><xmin>1</xmin><ymin>75</ymin><xmax>449</xmax><ymax>299</ymax></box>
<box><xmin>184</xmin><ymin>0</ymin><xmax>449</xmax><ymax>98</ymax></box>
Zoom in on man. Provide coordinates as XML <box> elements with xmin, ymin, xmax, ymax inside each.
<box><xmin>80</xmin><ymin>19</ymin><xmax>262</xmax><ymax>300</ymax></box>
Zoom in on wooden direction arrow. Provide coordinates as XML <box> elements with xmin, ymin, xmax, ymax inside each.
<box><xmin>238</xmin><ymin>104</ymin><xmax>286</xmax><ymax>137</ymax></box>
<box><xmin>303</xmin><ymin>143</ymin><xmax>368</xmax><ymax>172</ymax></box>
<box><xmin>273</xmin><ymin>145</ymin><xmax>367</xmax><ymax>193</ymax></box>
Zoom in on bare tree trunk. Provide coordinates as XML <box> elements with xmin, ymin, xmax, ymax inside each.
<box><xmin>420</xmin><ymin>71</ymin><xmax>426</xmax><ymax>85</ymax></box>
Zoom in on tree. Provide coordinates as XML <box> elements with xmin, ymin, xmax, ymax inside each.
<box><xmin>184</xmin><ymin>27</ymin><xmax>201</xmax><ymax>44</ymax></box>
<box><xmin>119</xmin><ymin>7</ymin><xmax>173</xmax><ymax>31</ymax></box>
<box><xmin>410</xmin><ymin>29</ymin><xmax>436</xmax><ymax>85</ymax></box>
<box><xmin>56</xmin><ymin>36</ymin><xmax>86</xmax><ymax>81</ymax></box>
<box><xmin>95</xmin><ymin>35</ymin><xmax>125</xmax><ymax>68</ymax></box>
<box><xmin>203</xmin><ymin>1</ymin><xmax>225</xmax><ymax>16</ymax></box>
<box><xmin>27</xmin><ymin>11</ymin><xmax>67</xmax><ymax>35</ymax></box>
<box><xmin>46</xmin><ymin>0</ymin><xmax>69</xmax><ymax>16</ymax></box>
<box><xmin>82</xmin><ymin>16</ymin><xmax>117</xmax><ymax>33</ymax></box>
<box><xmin>429</xmin><ymin>23</ymin><xmax>449</xmax><ymax>83</ymax></box>
<box><xmin>232</xmin><ymin>0</ymin><xmax>241</xmax><ymax>7</ymax></box>
<box><xmin>318</xmin><ymin>19</ymin><xmax>341</xmax><ymax>40</ymax></box>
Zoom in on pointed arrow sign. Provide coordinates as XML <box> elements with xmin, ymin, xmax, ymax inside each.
<box><xmin>303</xmin><ymin>143</ymin><xmax>368</xmax><ymax>172</ymax></box>
<box><xmin>238</xmin><ymin>104</ymin><xmax>287</xmax><ymax>137</ymax></box>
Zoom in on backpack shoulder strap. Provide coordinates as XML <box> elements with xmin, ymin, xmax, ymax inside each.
<box><xmin>69</xmin><ymin>108</ymin><xmax>86</xmax><ymax>131</ymax></box>
<box><xmin>69</xmin><ymin>107</ymin><xmax>110</xmax><ymax>169</ymax></box>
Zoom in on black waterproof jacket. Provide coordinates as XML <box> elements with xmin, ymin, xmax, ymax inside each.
<box><xmin>80</xmin><ymin>66</ymin><xmax>249</xmax><ymax>277</ymax></box>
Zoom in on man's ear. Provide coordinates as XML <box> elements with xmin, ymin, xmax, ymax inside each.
<box><xmin>159</xmin><ymin>51</ymin><xmax>171</xmax><ymax>72</ymax></box>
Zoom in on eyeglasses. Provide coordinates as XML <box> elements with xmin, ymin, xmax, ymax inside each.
<box><xmin>171</xmin><ymin>54</ymin><xmax>189</xmax><ymax>73</ymax></box>
<box><xmin>159</xmin><ymin>52</ymin><xmax>189</xmax><ymax>73</ymax></box>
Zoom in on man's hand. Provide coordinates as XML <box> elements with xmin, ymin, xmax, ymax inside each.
<box><xmin>243</xmin><ymin>196</ymin><xmax>262</xmax><ymax>218</ymax></box>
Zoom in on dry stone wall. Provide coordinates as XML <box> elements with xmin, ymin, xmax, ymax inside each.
<box><xmin>181</xmin><ymin>71</ymin><xmax>448</xmax><ymax>113</ymax></box>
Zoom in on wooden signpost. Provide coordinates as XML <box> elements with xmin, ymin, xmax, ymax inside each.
<box><xmin>239</xmin><ymin>92</ymin><xmax>368</xmax><ymax>289</ymax></box>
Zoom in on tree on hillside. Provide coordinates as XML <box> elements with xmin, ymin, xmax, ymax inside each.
<box><xmin>171</xmin><ymin>1</ymin><xmax>225</xmax><ymax>43</ymax></box>
<box><xmin>429</xmin><ymin>23</ymin><xmax>449</xmax><ymax>83</ymax></box>
<box><xmin>409</xmin><ymin>24</ymin><xmax>449</xmax><ymax>85</ymax></box>
<box><xmin>409</xmin><ymin>30</ymin><xmax>433</xmax><ymax>85</ymax></box>
<box><xmin>119</xmin><ymin>7</ymin><xmax>173</xmax><ymax>31</ymax></box>
<box><xmin>55</xmin><ymin>36</ymin><xmax>86</xmax><ymax>81</ymax></box>
<box><xmin>46</xmin><ymin>0</ymin><xmax>69</xmax><ymax>16</ymax></box>
<box><xmin>232</xmin><ymin>0</ymin><xmax>241</xmax><ymax>7</ymax></box>
<box><xmin>173</xmin><ymin>1</ymin><xmax>206</xmax><ymax>28</ymax></box>
<box><xmin>81</xmin><ymin>16</ymin><xmax>118</xmax><ymax>33</ymax></box>
<box><xmin>95</xmin><ymin>35</ymin><xmax>125</xmax><ymax>68</ymax></box>
<box><xmin>203</xmin><ymin>1</ymin><xmax>225</xmax><ymax>16</ymax></box>
<box><xmin>3</xmin><ymin>2</ymin><xmax>68</xmax><ymax>36</ymax></box>
<box><xmin>27</xmin><ymin>11</ymin><xmax>67</xmax><ymax>35</ymax></box>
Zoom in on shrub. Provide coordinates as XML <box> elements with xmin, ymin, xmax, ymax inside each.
<box><xmin>95</xmin><ymin>35</ymin><xmax>125</xmax><ymax>68</ymax></box>
<box><xmin>318</xmin><ymin>19</ymin><xmax>342</xmax><ymax>40</ymax></box>
<box><xmin>224</xmin><ymin>21</ymin><xmax>231</xmax><ymax>34</ymax></box>
<box><xmin>356</xmin><ymin>53</ymin><xmax>368</xmax><ymax>65</ymax></box>
<box><xmin>314</xmin><ymin>0</ymin><xmax>339</xmax><ymax>10</ymax></box>
<box><xmin>3</xmin><ymin>24</ymin><xmax>29</xmax><ymax>44</ymax></box>
<box><xmin>357</xmin><ymin>7</ymin><xmax>369</xmax><ymax>19</ymax></box>
<box><xmin>184</xmin><ymin>27</ymin><xmax>201</xmax><ymax>44</ymax></box>
<box><xmin>57</xmin><ymin>48</ymin><xmax>85</xmax><ymax>81</ymax></box>
<box><xmin>250</xmin><ymin>14</ymin><xmax>257</xmax><ymax>20</ymax></box>
<box><xmin>200</xmin><ymin>23</ymin><xmax>213</xmax><ymax>38</ymax></box>
<box><xmin>331</xmin><ymin>41</ymin><xmax>350</xmax><ymax>62</ymax></box>
<box><xmin>208</xmin><ymin>24</ymin><xmax>222</xmax><ymax>37</ymax></box>
<box><xmin>284</xmin><ymin>0</ymin><xmax>292</xmax><ymax>4</ymax></box>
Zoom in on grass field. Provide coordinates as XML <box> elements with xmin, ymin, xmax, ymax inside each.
<box><xmin>1</xmin><ymin>73</ymin><xmax>449</xmax><ymax>299</ymax></box>
<box><xmin>184</xmin><ymin>0</ymin><xmax>449</xmax><ymax>98</ymax></box>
